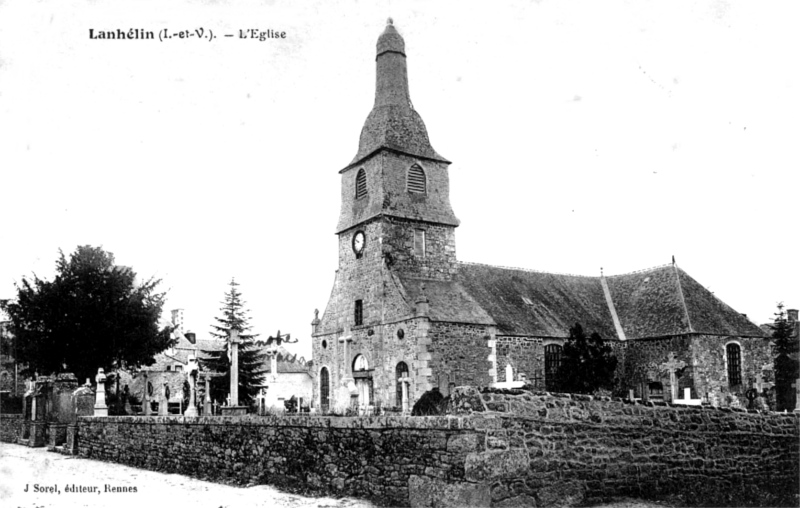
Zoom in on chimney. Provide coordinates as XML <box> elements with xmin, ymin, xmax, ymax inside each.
<box><xmin>788</xmin><ymin>309</ymin><xmax>798</xmax><ymax>324</ymax></box>
<box><xmin>171</xmin><ymin>309</ymin><xmax>185</xmax><ymax>329</ymax></box>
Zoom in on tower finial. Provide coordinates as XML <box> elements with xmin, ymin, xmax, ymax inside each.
<box><xmin>387</xmin><ymin>17</ymin><xmax>393</xmax><ymax>26</ymax></box>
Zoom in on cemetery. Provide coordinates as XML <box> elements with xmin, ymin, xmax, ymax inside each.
<box><xmin>2</xmin><ymin>356</ymin><xmax>798</xmax><ymax>507</ymax></box>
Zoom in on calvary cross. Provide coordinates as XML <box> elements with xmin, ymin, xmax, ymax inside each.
<box><xmin>659</xmin><ymin>352</ymin><xmax>686</xmax><ymax>401</ymax></box>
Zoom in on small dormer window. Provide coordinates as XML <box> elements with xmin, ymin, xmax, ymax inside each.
<box><xmin>407</xmin><ymin>164</ymin><xmax>426</xmax><ymax>194</ymax></box>
<box><xmin>355</xmin><ymin>168</ymin><xmax>367</xmax><ymax>199</ymax></box>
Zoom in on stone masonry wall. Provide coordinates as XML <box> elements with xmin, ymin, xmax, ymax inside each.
<box><xmin>428</xmin><ymin>323</ymin><xmax>493</xmax><ymax>393</ymax></box>
<box><xmin>617</xmin><ymin>335</ymin><xmax>773</xmax><ymax>405</ymax></box>
<box><xmin>495</xmin><ymin>336</ymin><xmax>549</xmax><ymax>387</ymax></box>
<box><xmin>72</xmin><ymin>389</ymin><xmax>799</xmax><ymax>507</ymax></box>
<box><xmin>691</xmin><ymin>334</ymin><xmax>774</xmax><ymax>404</ymax></box>
<box><xmin>452</xmin><ymin>387</ymin><xmax>799</xmax><ymax>507</ymax></box>
<box><xmin>0</xmin><ymin>413</ymin><xmax>23</xmax><ymax>443</ymax></box>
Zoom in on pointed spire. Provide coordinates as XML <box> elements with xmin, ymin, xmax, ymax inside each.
<box><xmin>345</xmin><ymin>20</ymin><xmax>448</xmax><ymax>170</ymax></box>
<box><xmin>375</xmin><ymin>18</ymin><xmax>408</xmax><ymax>107</ymax></box>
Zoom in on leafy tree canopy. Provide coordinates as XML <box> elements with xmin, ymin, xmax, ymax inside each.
<box><xmin>200</xmin><ymin>279</ymin><xmax>267</xmax><ymax>405</ymax></box>
<box><xmin>3</xmin><ymin>245</ymin><xmax>172</xmax><ymax>383</ymax></box>
<box><xmin>555</xmin><ymin>323</ymin><xmax>618</xmax><ymax>395</ymax></box>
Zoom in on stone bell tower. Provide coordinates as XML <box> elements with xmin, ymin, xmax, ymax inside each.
<box><xmin>335</xmin><ymin>18</ymin><xmax>460</xmax><ymax>281</ymax></box>
<box><xmin>312</xmin><ymin>20</ymin><xmax>464</xmax><ymax>412</ymax></box>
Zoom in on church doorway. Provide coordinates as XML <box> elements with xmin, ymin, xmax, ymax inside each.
<box><xmin>319</xmin><ymin>367</ymin><xmax>330</xmax><ymax>414</ymax></box>
<box><xmin>352</xmin><ymin>355</ymin><xmax>373</xmax><ymax>408</ymax></box>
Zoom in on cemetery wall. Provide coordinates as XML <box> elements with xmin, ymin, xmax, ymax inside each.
<box><xmin>0</xmin><ymin>413</ymin><xmax>23</xmax><ymax>443</ymax></box>
<box><xmin>73</xmin><ymin>389</ymin><xmax>799</xmax><ymax>507</ymax></box>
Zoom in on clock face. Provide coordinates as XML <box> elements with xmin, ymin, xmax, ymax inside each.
<box><xmin>353</xmin><ymin>231</ymin><xmax>365</xmax><ymax>255</ymax></box>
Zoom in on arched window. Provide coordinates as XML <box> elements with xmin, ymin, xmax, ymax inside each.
<box><xmin>726</xmin><ymin>343</ymin><xmax>742</xmax><ymax>388</ymax></box>
<box><xmin>544</xmin><ymin>344</ymin><xmax>562</xmax><ymax>391</ymax></box>
<box><xmin>407</xmin><ymin>164</ymin><xmax>426</xmax><ymax>194</ymax></box>
<box><xmin>355</xmin><ymin>168</ymin><xmax>367</xmax><ymax>199</ymax></box>
<box><xmin>353</xmin><ymin>354</ymin><xmax>369</xmax><ymax>372</ymax></box>
<box><xmin>396</xmin><ymin>362</ymin><xmax>409</xmax><ymax>407</ymax></box>
<box><xmin>320</xmin><ymin>367</ymin><xmax>330</xmax><ymax>413</ymax></box>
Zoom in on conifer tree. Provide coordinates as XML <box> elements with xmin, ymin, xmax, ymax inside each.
<box><xmin>3</xmin><ymin>245</ymin><xmax>172</xmax><ymax>384</ymax></box>
<box><xmin>771</xmin><ymin>303</ymin><xmax>798</xmax><ymax>411</ymax></box>
<box><xmin>555</xmin><ymin>323</ymin><xmax>618</xmax><ymax>394</ymax></box>
<box><xmin>200</xmin><ymin>279</ymin><xmax>267</xmax><ymax>405</ymax></box>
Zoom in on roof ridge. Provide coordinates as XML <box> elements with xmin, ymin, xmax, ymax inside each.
<box><xmin>460</xmin><ymin>261</ymin><xmax>677</xmax><ymax>279</ymax></box>
<box><xmin>672</xmin><ymin>264</ymin><xmax>695</xmax><ymax>333</ymax></box>
<box><xmin>458</xmin><ymin>261</ymin><xmax>597</xmax><ymax>279</ymax></box>
<box><xmin>603</xmin><ymin>263</ymin><xmax>674</xmax><ymax>277</ymax></box>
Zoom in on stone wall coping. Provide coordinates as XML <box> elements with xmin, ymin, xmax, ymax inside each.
<box><xmin>477</xmin><ymin>387</ymin><xmax>800</xmax><ymax>419</ymax></box>
<box><xmin>77</xmin><ymin>414</ymin><xmax>504</xmax><ymax>430</ymax></box>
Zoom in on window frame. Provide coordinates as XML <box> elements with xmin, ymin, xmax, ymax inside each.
<box><xmin>414</xmin><ymin>229</ymin><xmax>426</xmax><ymax>258</ymax></box>
<box><xmin>725</xmin><ymin>342</ymin><xmax>743</xmax><ymax>388</ymax></box>
<box><xmin>354</xmin><ymin>299</ymin><xmax>364</xmax><ymax>326</ymax></box>
<box><xmin>355</xmin><ymin>168</ymin><xmax>367</xmax><ymax>199</ymax></box>
<box><xmin>407</xmin><ymin>164</ymin><xmax>427</xmax><ymax>194</ymax></box>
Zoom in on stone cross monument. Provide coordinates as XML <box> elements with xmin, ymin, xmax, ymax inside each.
<box><xmin>659</xmin><ymin>353</ymin><xmax>687</xmax><ymax>401</ymax></box>
<box><xmin>185</xmin><ymin>353</ymin><xmax>199</xmax><ymax>417</ymax></box>
<box><xmin>229</xmin><ymin>328</ymin><xmax>240</xmax><ymax>406</ymax></box>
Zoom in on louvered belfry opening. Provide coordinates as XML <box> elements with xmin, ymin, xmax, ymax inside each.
<box><xmin>355</xmin><ymin>168</ymin><xmax>367</xmax><ymax>198</ymax></box>
<box><xmin>726</xmin><ymin>343</ymin><xmax>742</xmax><ymax>388</ymax></box>
<box><xmin>407</xmin><ymin>164</ymin><xmax>426</xmax><ymax>193</ymax></box>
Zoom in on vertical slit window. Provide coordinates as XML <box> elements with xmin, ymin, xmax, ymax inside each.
<box><xmin>414</xmin><ymin>229</ymin><xmax>425</xmax><ymax>257</ymax></box>
<box><xmin>320</xmin><ymin>367</ymin><xmax>330</xmax><ymax>413</ymax></box>
<box><xmin>354</xmin><ymin>299</ymin><xmax>363</xmax><ymax>326</ymax></box>
<box><xmin>407</xmin><ymin>164</ymin><xmax>427</xmax><ymax>194</ymax></box>
<box><xmin>726</xmin><ymin>343</ymin><xmax>742</xmax><ymax>388</ymax></box>
<box><xmin>355</xmin><ymin>168</ymin><xmax>367</xmax><ymax>199</ymax></box>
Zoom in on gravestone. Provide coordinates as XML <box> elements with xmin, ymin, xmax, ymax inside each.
<box><xmin>28</xmin><ymin>376</ymin><xmax>53</xmax><ymax>447</ymax></box>
<box><xmin>93</xmin><ymin>368</ymin><xmax>108</xmax><ymax>417</ymax></box>
<box><xmin>73</xmin><ymin>380</ymin><xmax>95</xmax><ymax>417</ymax></box>
<box><xmin>158</xmin><ymin>382</ymin><xmax>169</xmax><ymax>416</ymax></box>
<box><xmin>46</xmin><ymin>373</ymin><xmax>79</xmax><ymax>449</ymax></box>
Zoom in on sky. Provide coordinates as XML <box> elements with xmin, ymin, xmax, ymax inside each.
<box><xmin>1</xmin><ymin>0</ymin><xmax>798</xmax><ymax>360</ymax></box>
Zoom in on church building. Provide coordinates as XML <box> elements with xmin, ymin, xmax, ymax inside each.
<box><xmin>310</xmin><ymin>20</ymin><xmax>771</xmax><ymax>413</ymax></box>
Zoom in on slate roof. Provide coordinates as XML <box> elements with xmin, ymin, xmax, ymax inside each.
<box><xmin>346</xmin><ymin>21</ymin><xmax>448</xmax><ymax>170</ymax></box>
<box><xmin>456</xmin><ymin>263</ymin><xmax>615</xmax><ymax>338</ymax></box>
<box><xmin>263</xmin><ymin>352</ymin><xmax>313</xmax><ymax>375</ymax></box>
<box><xmin>396</xmin><ymin>275</ymin><xmax>494</xmax><ymax>325</ymax></box>
<box><xmin>605</xmin><ymin>266</ymin><xmax>691</xmax><ymax>339</ymax></box>
<box><xmin>444</xmin><ymin>262</ymin><xmax>765</xmax><ymax>340</ymax></box>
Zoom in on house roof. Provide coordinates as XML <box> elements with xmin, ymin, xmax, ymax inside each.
<box><xmin>263</xmin><ymin>352</ymin><xmax>313</xmax><ymax>375</ymax></box>
<box><xmin>450</xmin><ymin>262</ymin><xmax>765</xmax><ymax>340</ymax></box>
